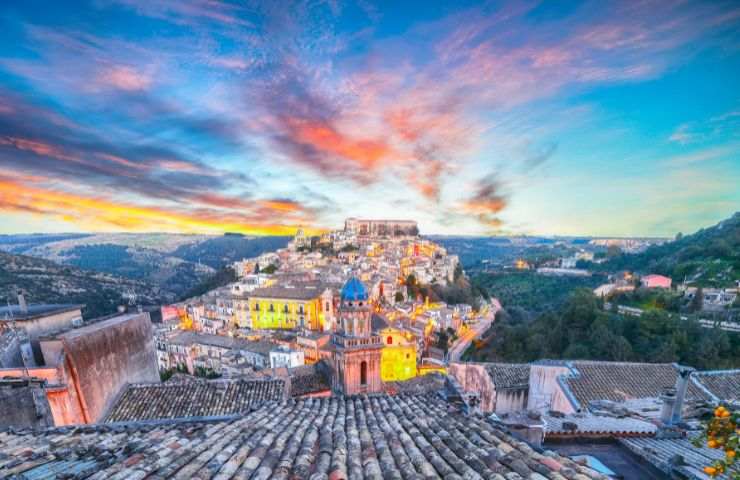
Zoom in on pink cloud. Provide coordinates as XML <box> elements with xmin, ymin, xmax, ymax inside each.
<box><xmin>98</xmin><ymin>66</ymin><xmax>152</xmax><ymax>91</ymax></box>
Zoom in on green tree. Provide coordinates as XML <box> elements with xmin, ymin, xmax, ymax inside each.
<box><xmin>690</xmin><ymin>287</ymin><xmax>704</xmax><ymax>313</ymax></box>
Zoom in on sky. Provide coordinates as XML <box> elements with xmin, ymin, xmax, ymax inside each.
<box><xmin>0</xmin><ymin>0</ymin><xmax>739</xmax><ymax>237</ymax></box>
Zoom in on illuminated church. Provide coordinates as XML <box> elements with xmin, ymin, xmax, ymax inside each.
<box><xmin>331</xmin><ymin>277</ymin><xmax>383</xmax><ymax>395</ymax></box>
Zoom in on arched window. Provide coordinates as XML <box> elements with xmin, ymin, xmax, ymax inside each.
<box><xmin>386</xmin><ymin>336</ymin><xmax>393</xmax><ymax>345</ymax></box>
<box><xmin>360</xmin><ymin>361</ymin><xmax>367</xmax><ymax>386</ymax></box>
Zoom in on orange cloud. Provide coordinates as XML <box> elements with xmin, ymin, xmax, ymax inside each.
<box><xmin>460</xmin><ymin>175</ymin><xmax>508</xmax><ymax>231</ymax></box>
<box><xmin>0</xmin><ymin>177</ymin><xmax>319</xmax><ymax>235</ymax></box>
<box><xmin>287</xmin><ymin>117</ymin><xmax>396</xmax><ymax>171</ymax></box>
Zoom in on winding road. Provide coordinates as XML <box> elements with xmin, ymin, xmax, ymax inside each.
<box><xmin>447</xmin><ymin>298</ymin><xmax>500</xmax><ymax>362</ymax></box>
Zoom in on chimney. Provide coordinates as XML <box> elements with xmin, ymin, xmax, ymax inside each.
<box><xmin>17</xmin><ymin>290</ymin><xmax>28</xmax><ymax>314</ymax></box>
<box><xmin>660</xmin><ymin>387</ymin><xmax>677</xmax><ymax>425</ymax></box>
<box><xmin>671</xmin><ymin>366</ymin><xmax>695</xmax><ymax>424</ymax></box>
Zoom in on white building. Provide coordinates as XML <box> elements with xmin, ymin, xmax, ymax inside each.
<box><xmin>269</xmin><ymin>346</ymin><xmax>305</xmax><ymax>369</ymax></box>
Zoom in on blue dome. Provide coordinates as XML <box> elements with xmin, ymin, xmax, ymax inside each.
<box><xmin>341</xmin><ymin>277</ymin><xmax>368</xmax><ymax>301</ymax></box>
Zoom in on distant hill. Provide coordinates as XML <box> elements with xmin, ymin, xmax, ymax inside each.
<box><xmin>172</xmin><ymin>235</ymin><xmax>290</xmax><ymax>269</ymax></box>
<box><xmin>597</xmin><ymin>212</ymin><xmax>740</xmax><ymax>287</ymax></box>
<box><xmin>0</xmin><ymin>233</ymin><xmax>291</xmax><ymax>299</ymax></box>
<box><xmin>0</xmin><ymin>251</ymin><xmax>163</xmax><ymax>319</ymax></box>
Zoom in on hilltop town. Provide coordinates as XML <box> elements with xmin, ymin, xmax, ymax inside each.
<box><xmin>0</xmin><ymin>218</ymin><xmax>738</xmax><ymax>479</ymax></box>
<box><xmin>156</xmin><ymin>217</ymin><xmax>494</xmax><ymax>382</ymax></box>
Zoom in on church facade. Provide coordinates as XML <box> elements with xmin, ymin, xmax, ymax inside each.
<box><xmin>331</xmin><ymin>277</ymin><xmax>383</xmax><ymax>395</ymax></box>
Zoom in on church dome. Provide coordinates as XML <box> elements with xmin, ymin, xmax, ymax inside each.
<box><xmin>341</xmin><ymin>277</ymin><xmax>368</xmax><ymax>301</ymax></box>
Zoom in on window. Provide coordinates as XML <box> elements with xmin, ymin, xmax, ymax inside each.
<box><xmin>387</xmin><ymin>336</ymin><xmax>393</xmax><ymax>345</ymax></box>
<box><xmin>269</xmin><ymin>304</ymin><xmax>274</xmax><ymax>312</ymax></box>
<box><xmin>325</xmin><ymin>302</ymin><xmax>330</xmax><ymax>311</ymax></box>
<box><xmin>299</xmin><ymin>305</ymin><xmax>304</xmax><ymax>314</ymax></box>
<box><xmin>283</xmin><ymin>305</ymin><xmax>289</xmax><ymax>313</ymax></box>
<box><xmin>360</xmin><ymin>361</ymin><xmax>367</xmax><ymax>386</ymax></box>
<box><xmin>255</xmin><ymin>303</ymin><xmax>259</xmax><ymax>311</ymax></box>
<box><xmin>406</xmin><ymin>353</ymin><xmax>410</xmax><ymax>359</ymax></box>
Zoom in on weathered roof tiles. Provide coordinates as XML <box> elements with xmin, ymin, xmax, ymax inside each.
<box><xmin>1</xmin><ymin>394</ymin><xmax>610</xmax><ymax>480</ymax></box>
<box><xmin>104</xmin><ymin>378</ymin><xmax>285</xmax><ymax>422</ymax></box>
<box><xmin>564</xmin><ymin>361</ymin><xmax>709</xmax><ymax>409</ymax></box>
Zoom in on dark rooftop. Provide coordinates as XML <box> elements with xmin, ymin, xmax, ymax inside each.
<box><xmin>104</xmin><ymin>378</ymin><xmax>285</xmax><ymax>422</ymax></box>
<box><xmin>564</xmin><ymin>361</ymin><xmax>710</xmax><ymax>409</ymax></box>
<box><xmin>692</xmin><ymin>369</ymin><xmax>740</xmax><ymax>404</ymax></box>
<box><xmin>2</xmin><ymin>394</ymin><xmax>609</xmax><ymax>479</ymax></box>
<box><xmin>0</xmin><ymin>304</ymin><xmax>83</xmax><ymax>321</ymax></box>
<box><xmin>485</xmin><ymin>363</ymin><xmax>531</xmax><ymax>390</ymax></box>
<box><xmin>170</xmin><ymin>331</ymin><xmax>275</xmax><ymax>355</ymax></box>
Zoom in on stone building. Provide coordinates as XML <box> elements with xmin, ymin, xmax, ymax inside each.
<box><xmin>344</xmin><ymin>217</ymin><xmax>418</xmax><ymax>237</ymax></box>
<box><xmin>331</xmin><ymin>277</ymin><xmax>383</xmax><ymax>395</ymax></box>
<box><xmin>0</xmin><ymin>311</ymin><xmax>160</xmax><ymax>426</ymax></box>
<box><xmin>0</xmin><ymin>298</ymin><xmax>83</xmax><ymax>365</ymax></box>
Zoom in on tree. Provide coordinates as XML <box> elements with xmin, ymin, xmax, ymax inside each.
<box><xmin>262</xmin><ymin>263</ymin><xmax>278</xmax><ymax>274</ymax></box>
<box><xmin>453</xmin><ymin>263</ymin><xmax>463</xmax><ymax>282</ymax></box>
<box><xmin>394</xmin><ymin>291</ymin><xmax>404</xmax><ymax>303</ymax></box>
<box><xmin>254</xmin><ymin>263</ymin><xmax>260</xmax><ymax>274</ymax></box>
<box><xmin>690</xmin><ymin>287</ymin><xmax>704</xmax><ymax>313</ymax></box>
<box><xmin>607</xmin><ymin>245</ymin><xmax>622</xmax><ymax>258</ymax></box>
<box><xmin>436</xmin><ymin>330</ymin><xmax>449</xmax><ymax>353</ymax></box>
<box><xmin>693</xmin><ymin>405</ymin><xmax>738</xmax><ymax>478</ymax></box>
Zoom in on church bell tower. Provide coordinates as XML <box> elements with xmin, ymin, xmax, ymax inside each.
<box><xmin>332</xmin><ymin>277</ymin><xmax>383</xmax><ymax>395</ymax></box>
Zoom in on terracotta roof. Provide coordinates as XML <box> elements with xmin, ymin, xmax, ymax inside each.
<box><xmin>104</xmin><ymin>379</ymin><xmax>285</xmax><ymax>422</ymax></box>
<box><xmin>0</xmin><ymin>394</ymin><xmax>609</xmax><ymax>479</ymax></box>
<box><xmin>691</xmin><ymin>369</ymin><xmax>740</xmax><ymax>403</ymax></box>
<box><xmin>563</xmin><ymin>361</ymin><xmax>709</xmax><ymax>409</ymax></box>
<box><xmin>485</xmin><ymin>363</ymin><xmax>530</xmax><ymax>390</ymax></box>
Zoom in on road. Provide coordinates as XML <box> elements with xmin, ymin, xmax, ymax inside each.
<box><xmin>447</xmin><ymin>297</ymin><xmax>500</xmax><ymax>362</ymax></box>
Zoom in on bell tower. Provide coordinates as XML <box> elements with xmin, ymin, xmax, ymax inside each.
<box><xmin>332</xmin><ymin>277</ymin><xmax>383</xmax><ymax>395</ymax></box>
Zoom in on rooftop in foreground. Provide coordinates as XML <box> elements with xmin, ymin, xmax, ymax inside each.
<box><xmin>1</xmin><ymin>393</ymin><xmax>610</xmax><ymax>479</ymax></box>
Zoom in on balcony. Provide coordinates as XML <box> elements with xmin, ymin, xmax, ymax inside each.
<box><xmin>333</xmin><ymin>335</ymin><xmax>383</xmax><ymax>349</ymax></box>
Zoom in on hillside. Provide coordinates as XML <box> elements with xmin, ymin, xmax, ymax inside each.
<box><xmin>597</xmin><ymin>212</ymin><xmax>740</xmax><ymax>287</ymax></box>
<box><xmin>0</xmin><ymin>251</ymin><xmax>163</xmax><ymax>319</ymax></box>
<box><xmin>0</xmin><ymin>233</ymin><xmax>290</xmax><ymax>298</ymax></box>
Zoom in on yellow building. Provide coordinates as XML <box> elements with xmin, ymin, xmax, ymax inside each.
<box><xmin>379</xmin><ymin>327</ymin><xmax>417</xmax><ymax>382</ymax></box>
<box><xmin>249</xmin><ymin>285</ymin><xmax>335</xmax><ymax>331</ymax></box>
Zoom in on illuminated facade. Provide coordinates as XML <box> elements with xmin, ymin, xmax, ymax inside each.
<box><xmin>379</xmin><ymin>327</ymin><xmax>417</xmax><ymax>382</ymax></box>
<box><xmin>249</xmin><ymin>285</ymin><xmax>335</xmax><ymax>331</ymax></box>
<box><xmin>344</xmin><ymin>218</ymin><xmax>418</xmax><ymax>237</ymax></box>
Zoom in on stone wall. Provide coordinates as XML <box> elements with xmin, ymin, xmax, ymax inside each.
<box><xmin>527</xmin><ymin>364</ymin><xmax>575</xmax><ymax>413</ymax></box>
<box><xmin>60</xmin><ymin>312</ymin><xmax>160</xmax><ymax>423</ymax></box>
<box><xmin>19</xmin><ymin>308</ymin><xmax>82</xmax><ymax>363</ymax></box>
<box><xmin>0</xmin><ymin>379</ymin><xmax>53</xmax><ymax>429</ymax></box>
<box><xmin>448</xmin><ymin>363</ymin><xmax>496</xmax><ymax>413</ymax></box>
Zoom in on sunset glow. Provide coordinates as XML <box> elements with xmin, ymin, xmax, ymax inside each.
<box><xmin>0</xmin><ymin>0</ymin><xmax>738</xmax><ymax>236</ymax></box>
